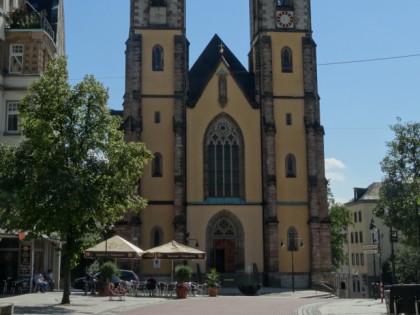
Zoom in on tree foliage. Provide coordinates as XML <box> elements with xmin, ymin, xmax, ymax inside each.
<box><xmin>0</xmin><ymin>56</ymin><xmax>152</xmax><ymax>303</ymax></box>
<box><xmin>374</xmin><ymin>118</ymin><xmax>419</xmax><ymax>282</ymax></box>
<box><xmin>328</xmin><ymin>182</ymin><xmax>353</xmax><ymax>270</ymax></box>
<box><xmin>394</xmin><ymin>245</ymin><xmax>420</xmax><ymax>284</ymax></box>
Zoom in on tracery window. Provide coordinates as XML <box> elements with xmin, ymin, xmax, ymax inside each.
<box><xmin>281</xmin><ymin>47</ymin><xmax>293</xmax><ymax>73</ymax></box>
<box><xmin>205</xmin><ymin>116</ymin><xmax>243</xmax><ymax>198</ymax></box>
<box><xmin>211</xmin><ymin>217</ymin><xmax>236</xmax><ymax>237</ymax></box>
<box><xmin>152</xmin><ymin>45</ymin><xmax>164</xmax><ymax>71</ymax></box>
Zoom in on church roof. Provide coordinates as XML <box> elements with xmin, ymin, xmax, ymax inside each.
<box><xmin>187</xmin><ymin>34</ymin><xmax>256</xmax><ymax>108</ymax></box>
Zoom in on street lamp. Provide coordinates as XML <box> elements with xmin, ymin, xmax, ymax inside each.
<box><xmin>103</xmin><ymin>223</ymin><xmax>114</xmax><ymax>259</ymax></box>
<box><xmin>385</xmin><ymin>207</ymin><xmax>397</xmax><ymax>284</ymax></box>
<box><xmin>281</xmin><ymin>229</ymin><xmax>304</xmax><ymax>292</ymax></box>
<box><xmin>369</xmin><ymin>217</ymin><xmax>383</xmax><ymax>301</ymax></box>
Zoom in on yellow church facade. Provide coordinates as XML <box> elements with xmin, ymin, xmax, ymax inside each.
<box><xmin>120</xmin><ymin>0</ymin><xmax>331</xmax><ymax>288</ymax></box>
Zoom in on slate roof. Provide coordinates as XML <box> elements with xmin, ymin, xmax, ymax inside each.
<box><xmin>346</xmin><ymin>182</ymin><xmax>382</xmax><ymax>204</ymax></box>
<box><xmin>187</xmin><ymin>34</ymin><xmax>256</xmax><ymax>108</ymax></box>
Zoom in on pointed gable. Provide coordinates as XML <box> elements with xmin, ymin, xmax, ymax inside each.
<box><xmin>187</xmin><ymin>34</ymin><xmax>256</xmax><ymax>108</ymax></box>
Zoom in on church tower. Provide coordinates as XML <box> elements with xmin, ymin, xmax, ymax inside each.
<box><xmin>249</xmin><ymin>0</ymin><xmax>331</xmax><ymax>285</ymax></box>
<box><xmin>122</xmin><ymin>0</ymin><xmax>188</xmax><ymax>268</ymax></box>
<box><xmin>123</xmin><ymin>0</ymin><xmax>331</xmax><ymax>288</ymax></box>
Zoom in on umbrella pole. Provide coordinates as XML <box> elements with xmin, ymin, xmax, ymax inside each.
<box><xmin>171</xmin><ymin>260</ymin><xmax>173</xmax><ymax>282</ymax></box>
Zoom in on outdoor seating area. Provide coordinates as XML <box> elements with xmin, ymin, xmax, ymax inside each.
<box><xmin>119</xmin><ymin>280</ymin><xmax>208</xmax><ymax>298</ymax></box>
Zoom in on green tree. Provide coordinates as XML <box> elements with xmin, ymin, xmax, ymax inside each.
<box><xmin>328</xmin><ymin>183</ymin><xmax>353</xmax><ymax>270</ymax></box>
<box><xmin>394</xmin><ymin>245</ymin><xmax>420</xmax><ymax>283</ymax></box>
<box><xmin>374</xmin><ymin>118</ymin><xmax>420</xmax><ymax>282</ymax></box>
<box><xmin>0</xmin><ymin>56</ymin><xmax>152</xmax><ymax>304</ymax></box>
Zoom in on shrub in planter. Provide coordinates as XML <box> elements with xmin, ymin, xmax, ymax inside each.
<box><xmin>175</xmin><ymin>264</ymin><xmax>192</xmax><ymax>299</ymax></box>
<box><xmin>206</xmin><ymin>268</ymin><xmax>221</xmax><ymax>297</ymax></box>
<box><xmin>97</xmin><ymin>261</ymin><xmax>120</xmax><ymax>295</ymax></box>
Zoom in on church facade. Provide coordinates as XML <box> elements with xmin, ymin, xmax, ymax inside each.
<box><xmin>121</xmin><ymin>0</ymin><xmax>331</xmax><ymax>288</ymax></box>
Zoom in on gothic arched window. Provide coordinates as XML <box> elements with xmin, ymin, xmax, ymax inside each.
<box><xmin>285</xmin><ymin>154</ymin><xmax>296</xmax><ymax>178</ymax></box>
<box><xmin>277</xmin><ymin>0</ymin><xmax>293</xmax><ymax>6</ymax></box>
<box><xmin>205</xmin><ymin>115</ymin><xmax>243</xmax><ymax>198</ymax></box>
<box><xmin>152</xmin><ymin>45</ymin><xmax>164</xmax><ymax>71</ymax></box>
<box><xmin>151</xmin><ymin>0</ymin><xmax>166</xmax><ymax>6</ymax></box>
<box><xmin>281</xmin><ymin>47</ymin><xmax>293</xmax><ymax>73</ymax></box>
<box><xmin>217</xmin><ymin>70</ymin><xmax>228</xmax><ymax>107</ymax></box>
<box><xmin>150</xmin><ymin>226</ymin><xmax>164</xmax><ymax>247</ymax></box>
<box><xmin>152</xmin><ymin>153</ymin><xmax>162</xmax><ymax>177</ymax></box>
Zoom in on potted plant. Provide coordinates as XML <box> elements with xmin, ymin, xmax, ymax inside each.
<box><xmin>206</xmin><ymin>268</ymin><xmax>221</xmax><ymax>297</ymax></box>
<box><xmin>174</xmin><ymin>264</ymin><xmax>192</xmax><ymax>299</ymax></box>
<box><xmin>97</xmin><ymin>261</ymin><xmax>120</xmax><ymax>296</ymax></box>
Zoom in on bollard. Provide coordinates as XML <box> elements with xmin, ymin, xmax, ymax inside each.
<box><xmin>380</xmin><ymin>282</ymin><xmax>384</xmax><ymax>304</ymax></box>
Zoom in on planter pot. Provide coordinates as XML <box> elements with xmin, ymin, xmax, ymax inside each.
<box><xmin>176</xmin><ymin>284</ymin><xmax>189</xmax><ymax>299</ymax></box>
<box><xmin>208</xmin><ymin>286</ymin><xmax>218</xmax><ymax>297</ymax></box>
<box><xmin>238</xmin><ymin>283</ymin><xmax>262</xmax><ymax>296</ymax></box>
<box><xmin>98</xmin><ymin>286</ymin><xmax>108</xmax><ymax>296</ymax></box>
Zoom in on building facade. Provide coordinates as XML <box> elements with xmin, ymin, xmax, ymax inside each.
<box><xmin>334</xmin><ymin>183</ymin><xmax>400</xmax><ymax>298</ymax></box>
<box><xmin>121</xmin><ymin>0</ymin><xmax>331</xmax><ymax>288</ymax></box>
<box><xmin>0</xmin><ymin>0</ymin><xmax>65</xmax><ymax>289</ymax></box>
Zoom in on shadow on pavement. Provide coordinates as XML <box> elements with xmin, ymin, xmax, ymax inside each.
<box><xmin>14</xmin><ymin>305</ymin><xmax>74</xmax><ymax>314</ymax></box>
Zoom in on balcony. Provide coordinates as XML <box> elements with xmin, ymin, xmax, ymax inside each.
<box><xmin>6</xmin><ymin>10</ymin><xmax>55</xmax><ymax>41</ymax></box>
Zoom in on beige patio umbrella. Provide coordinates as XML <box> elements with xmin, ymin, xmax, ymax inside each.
<box><xmin>142</xmin><ymin>240</ymin><xmax>206</xmax><ymax>281</ymax></box>
<box><xmin>84</xmin><ymin>235</ymin><xmax>144</xmax><ymax>259</ymax></box>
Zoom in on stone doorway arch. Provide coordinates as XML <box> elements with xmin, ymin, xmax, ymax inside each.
<box><xmin>206</xmin><ymin>210</ymin><xmax>244</xmax><ymax>272</ymax></box>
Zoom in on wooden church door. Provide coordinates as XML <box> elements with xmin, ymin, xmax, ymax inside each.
<box><xmin>212</xmin><ymin>239</ymin><xmax>236</xmax><ymax>272</ymax></box>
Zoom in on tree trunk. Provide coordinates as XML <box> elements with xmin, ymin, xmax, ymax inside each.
<box><xmin>61</xmin><ymin>236</ymin><xmax>74</xmax><ymax>304</ymax></box>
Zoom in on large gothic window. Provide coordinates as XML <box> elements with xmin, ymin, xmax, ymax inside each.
<box><xmin>205</xmin><ymin>115</ymin><xmax>243</xmax><ymax>198</ymax></box>
<box><xmin>152</xmin><ymin>45</ymin><xmax>164</xmax><ymax>71</ymax></box>
<box><xmin>281</xmin><ymin>47</ymin><xmax>293</xmax><ymax>73</ymax></box>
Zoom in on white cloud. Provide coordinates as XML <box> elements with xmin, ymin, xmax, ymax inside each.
<box><xmin>325</xmin><ymin>158</ymin><xmax>346</xmax><ymax>170</ymax></box>
<box><xmin>325</xmin><ymin>158</ymin><xmax>346</xmax><ymax>182</ymax></box>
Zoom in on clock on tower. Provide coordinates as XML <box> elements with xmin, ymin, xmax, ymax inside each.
<box><xmin>276</xmin><ymin>11</ymin><xmax>294</xmax><ymax>29</ymax></box>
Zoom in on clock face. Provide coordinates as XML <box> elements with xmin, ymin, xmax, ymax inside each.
<box><xmin>276</xmin><ymin>11</ymin><xmax>294</xmax><ymax>28</ymax></box>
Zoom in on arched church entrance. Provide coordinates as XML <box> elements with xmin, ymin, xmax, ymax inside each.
<box><xmin>206</xmin><ymin>210</ymin><xmax>244</xmax><ymax>273</ymax></box>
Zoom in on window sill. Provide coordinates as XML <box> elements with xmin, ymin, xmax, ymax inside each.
<box><xmin>3</xmin><ymin>131</ymin><xmax>21</xmax><ymax>136</ymax></box>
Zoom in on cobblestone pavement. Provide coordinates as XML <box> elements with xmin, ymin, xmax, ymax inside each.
<box><xmin>0</xmin><ymin>289</ymin><xmax>387</xmax><ymax>315</ymax></box>
<box><xmin>119</xmin><ymin>295</ymin><xmax>323</xmax><ymax>315</ymax></box>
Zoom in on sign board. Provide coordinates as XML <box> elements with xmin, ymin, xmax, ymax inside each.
<box><xmin>153</xmin><ymin>259</ymin><xmax>160</xmax><ymax>269</ymax></box>
<box><xmin>362</xmin><ymin>244</ymin><xmax>378</xmax><ymax>250</ymax></box>
<box><xmin>363</xmin><ymin>249</ymin><xmax>378</xmax><ymax>254</ymax></box>
<box><xmin>363</xmin><ymin>244</ymin><xmax>378</xmax><ymax>254</ymax></box>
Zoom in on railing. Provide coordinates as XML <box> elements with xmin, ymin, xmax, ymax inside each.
<box><xmin>311</xmin><ymin>281</ymin><xmax>336</xmax><ymax>298</ymax></box>
<box><xmin>6</xmin><ymin>10</ymin><xmax>55</xmax><ymax>41</ymax></box>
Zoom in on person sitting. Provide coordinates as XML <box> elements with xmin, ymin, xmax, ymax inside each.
<box><xmin>46</xmin><ymin>269</ymin><xmax>54</xmax><ymax>291</ymax></box>
<box><xmin>146</xmin><ymin>278</ymin><xmax>157</xmax><ymax>296</ymax></box>
<box><xmin>33</xmin><ymin>272</ymin><xmax>48</xmax><ymax>293</ymax></box>
<box><xmin>84</xmin><ymin>273</ymin><xmax>97</xmax><ymax>295</ymax></box>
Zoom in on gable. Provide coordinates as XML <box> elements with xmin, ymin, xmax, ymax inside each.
<box><xmin>187</xmin><ymin>34</ymin><xmax>256</xmax><ymax>108</ymax></box>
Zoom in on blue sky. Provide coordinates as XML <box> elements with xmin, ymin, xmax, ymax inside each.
<box><xmin>65</xmin><ymin>1</ymin><xmax>420</xmax><ymax>203</ymax></box>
